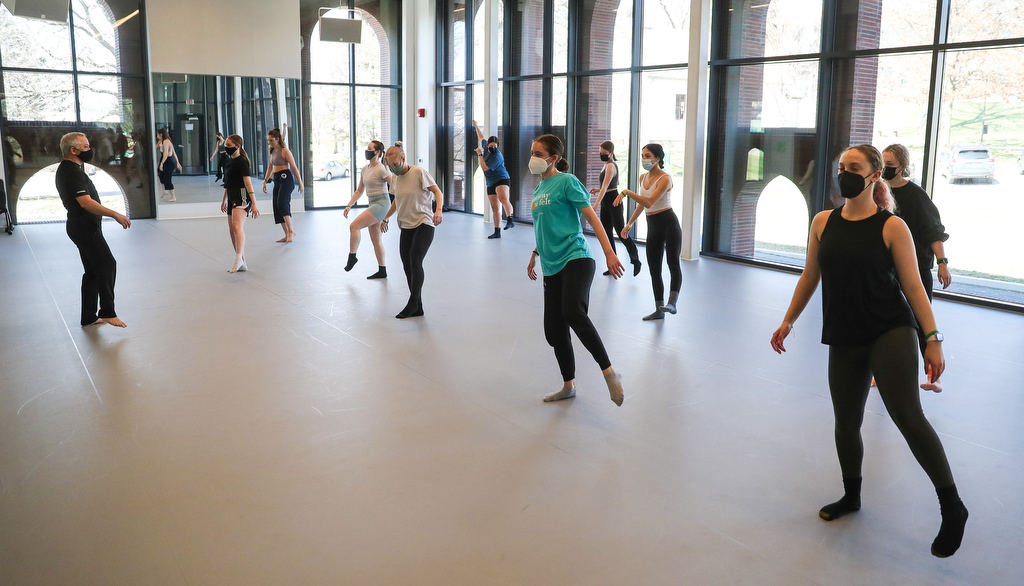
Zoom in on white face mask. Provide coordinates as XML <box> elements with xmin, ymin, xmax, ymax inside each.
<box><xmin>528</xmin><ymin>155</ymin><xmax>550</xmax><ymax>175</ymax></box>
<box><xmin>641</xmin><ymin>159</ymin><xmax>655</xmax><ymax>171</ymax></box>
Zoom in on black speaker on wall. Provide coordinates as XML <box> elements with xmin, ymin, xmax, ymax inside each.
<box><xmin>11</xmin><ymin>0</ymin><xmax>70</xmax><ymax>23</ymax></box>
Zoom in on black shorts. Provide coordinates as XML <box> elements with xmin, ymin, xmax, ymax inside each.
<box><xmin>487</xmin><ymin>178</ymin><xmax>511</xmax><ymax>195</ymax></box>
<box><xmin>226</xmin><ymin>188</ymin><xmax>253</xmax><ymax>216</ymax></box>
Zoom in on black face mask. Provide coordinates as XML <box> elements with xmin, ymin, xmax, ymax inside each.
<box><xmin>838</xmin><ymin>170</ymin><xmax>872</xmax><ymax>199</ymax></box>
<box><xmin>225</xmin><ymin>146</ymin><xmax>238</xmax><ymax>156</ymax></box>
<box><xmin>882</xmin><ymin>166</ymin><xmax>899</xmax><ymax>181</ymax></box>
<box><xmin>488</xmin><ymin>146</ymin><xmax>497</xmax><ymax>154</ymax></box>
<box><xmin>365</xmin><ymin>150</ymin><xmax>377</xmax><ymax>160</ymax></box>
<box><xmin>76</xmin><ymin>148</ymin><xmax>94</xmax><ymax>163</ymax></box>
<box><xmin>600</xmin><ymin>154</ymin><xmax>610</xmax><ymax>162</ymax></box>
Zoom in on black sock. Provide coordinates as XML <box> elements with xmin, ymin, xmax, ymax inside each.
<box><xmin>819</xmin><ymin>477</ymin><xmax>862</xmax><ymax>521</ymax></box>
<box><xmin>396</xmin><ymin>304</ymin><xmax>424</xmax><ymax>319</ymax></box>
<box><xmin>631</xmin><ymin>258</ymin><xmax>642</xmax><ymax>276</ymax></box>
<box><xmin>932</xmin><ymin>484</ymin><xmax>968</xmax><ymax>557</ymax></box>
<box><xmin>367</xmin><ymin>266</ymin><xmax>387</xmax><ymax>279</ymax></box>
<box><xmin>488</xmin><ymin>227</ymin><xmax>501</xmax><ymax>239</ymax></box>
<box><xmin>504</xmin><ymin>216</ymin><xmax>514</xmax><ymax>229</ymax></box>
<box><xmin>344</xmin><ymin>253</ymin><xmax>358</xmax><ymax>272</ymax></box>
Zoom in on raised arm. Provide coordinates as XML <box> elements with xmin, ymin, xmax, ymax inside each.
<box><xmin>472</xmin><ymin>119</ymin><xmax>484</xmax><ymax>142</ymax></box>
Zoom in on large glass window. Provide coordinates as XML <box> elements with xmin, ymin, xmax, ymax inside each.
<box><xmin>0</xmin><ymin>0</ymin><xmax>153</xmax><ymax>223</ymax></box>
<box><xmin>706</xmin><ymin>0</ymin><xmax>1024</xmax><ymax>306</ymax></box>
<box><xmin>304</xmin><ymin>1</ymin><xmax>402</xmax><ymax>209</ymax></box>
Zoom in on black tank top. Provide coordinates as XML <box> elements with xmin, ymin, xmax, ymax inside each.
<box><xmin>818</xmin><ymin>207</ymin><xmax>916</xmax><ymax>345</ymax></box>
<box><xmin>598</xmin><ymin>162</ymin><xmax>618</xmax><ymax>192</ymax></box>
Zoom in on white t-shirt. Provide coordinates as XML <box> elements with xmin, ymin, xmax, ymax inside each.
<box><xmin>388</xmin><ymin>167</ymin><xmax>438</xmax><ymax>229</ymax></box>
<box><xmin>362</xmin><ymin>162</ymin><xmax>392</xmax><ymax>197</ymax></box>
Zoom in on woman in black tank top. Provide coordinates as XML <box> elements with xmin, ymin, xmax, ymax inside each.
<box><xmin>769</xmin><ymin>145</ymin><xmax>967</xmax><ymax>558</ymax></box>
<box><xmin>589</xmin><ymin>141</ymin><xmax>640</xmax><ymax>277</ymax></box>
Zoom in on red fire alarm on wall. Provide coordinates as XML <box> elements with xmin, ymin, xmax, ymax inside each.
<box><xmin>417</xmin><ymin>108</ymin><xmax>426</xmax><ymax>118</ymax></box>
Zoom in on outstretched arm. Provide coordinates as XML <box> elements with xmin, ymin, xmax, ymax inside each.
<box><xmin>472</xmin><ymin>119</ymin><xmax>484</xmax><ymax>142</ymax></box>
<box><xmin>623</xmin><ymin>174</ymin><xmax>670</xmax><ymax>208</ymax></box>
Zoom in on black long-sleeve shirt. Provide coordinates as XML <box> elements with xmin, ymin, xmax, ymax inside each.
<box><xmin>891</xmin><ymin>181</ymin><xmax>948</xmax><ymax>268</ymax></box>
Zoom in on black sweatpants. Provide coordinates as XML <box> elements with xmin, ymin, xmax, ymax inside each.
<box><xmin>645</xmin><ymin>209</ymin><xmax>683</xmax><ymax>302</ymax></box>
<box><xmin>599</xmin><ymin>190</ymin><xmax>638</xmax><ymax>261</ymax></box>
<box><xmin>272</xmin><ymin>170</ymin><xmax>295</xmax><ymax>224</ymax></box>
<box><xmin>543</xmin><ymin>257</ymin><xmax>612</xmax><ymax>382</ymax></box>
<box><xmin>68</xmin><ymin>227</ymin><xmax>117</xmax><ymax>326</ymax></box>
<box><xmin>399</xmin><ymin>224</ymin><xmax>434</xmax><ymax>311</ymax></box>
<box><xmin>827</xmin><ymin>326</ymin><xmax>954</xmax><ymax>488</ymax></box>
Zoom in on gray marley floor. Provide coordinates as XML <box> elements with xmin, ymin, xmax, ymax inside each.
<box><xmin>1</xmin><ymin>211</ymin><xmax>1021</xmax><ymax>585</ymax></box>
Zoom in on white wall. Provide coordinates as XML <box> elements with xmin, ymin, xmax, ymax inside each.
<box><xmin>146</xmin><ymin>0</ymin><xmax>300</xmax><ymax>79</ymax></box>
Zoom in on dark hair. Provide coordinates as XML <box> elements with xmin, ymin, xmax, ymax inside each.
<box><xmin>268</xmin><ymin>128</ymin><xmax>285</xmax><ymax>151</ymax></box>
<box><xmin>487</xmin><ymin>135</ymin><xmax>499</xmax><ymax>146</ymax></box>
<box><xmin>227</xmin><ymin>134</ymin><xmax>249</xmax><ymax>164</ymax></box>
<box><xmin>370</xmin><ymin>139</ymin><xmax>385</xmax><ymax>160</ymax></box>
<box><xmin>642</xmin><ymin>143</ymin><xmax>666</xmax><ymax>168</ymax></box>
<box><xmin>534</xmin><ymin>134</ymin><xmax>569</xmax><ymax>173</ymax></box>
<box><xmin>215</xmin><ymin>132</ymin><xmax>223</xmax><ymax>138</ymax></box>
<box><xmin>600</xmin><ymin>140</ymin><xmax>615</xmax><ymax>161</ymax></box>
<box><xmin>158</xmin><ymin>128</ymin><xmax>170</xmax><ymax>141</ymax></box>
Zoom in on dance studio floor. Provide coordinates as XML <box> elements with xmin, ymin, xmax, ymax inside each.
<box><xmin>1</xmin><ymin>210</ymin><xmax>1021</xmax><ymax>584</ymax></box>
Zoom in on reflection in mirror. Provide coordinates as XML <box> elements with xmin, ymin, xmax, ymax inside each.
<box><xmin>0</xmin><ymin>0</ymin><xmax>151</xmax><ymax>223</ymax></box>
<box><xmin>152</xmin><ymin>73</ymin><xmax>304</xmax><ymax>220</ymax></box>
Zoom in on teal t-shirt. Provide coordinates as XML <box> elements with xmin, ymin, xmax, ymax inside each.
<box><xmin>531</xmin><ymin>172</ymin><xmax>594</xmax><ymax>275</ymax></box>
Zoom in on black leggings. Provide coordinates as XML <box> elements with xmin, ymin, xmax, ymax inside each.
<box><xmin>645</xmin><ymin>210</ymin><xmax>683</xmax><ymax>302</ymax></box>
<box><xmin>399</xmin><ymin>224</ymin><xmax>435</xmax><ymax>310</ymax></box>
<box><xmin>68</xmin><ymin>228</ymin><xmax>117</xmax><ymax>326</ymax></box>
<box><xmin>158</xmin><ymin>157</ymin><xmax>175</xmax><ymax>190</ymax></box>
<box><xmin>543</xmin><ymin>257</ymin><xmax>612</xmax><ymax>382</ymax></box>
<box><xmin>599</xmin><ymin>190</ymin><xmax>638</xmax><ymax>261</ymax></box>
<box><xmin>828</xmin><ymin>326</ymin><xmax>954</xmax><ymax>488</ymax></box>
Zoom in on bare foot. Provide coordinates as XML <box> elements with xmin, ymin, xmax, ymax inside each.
<box><xmin>921</xmin><ymin>380</ymin><xmax>943</xmax><ymax>393</ymax></box>
<box><xmin>104</xmin><ymin>317</ymin><xmax>127</xmax><ymax>328</ymax></box>
<box><xmin>167</xmin><ymin>198</ymin><xmax>175</xmax><ymax>202</ymax></box>
<box><xmin>276</xmin><ymin>237</ymin><xmax>288</xmax><ymax>243</ymax></box>
<box><xmin>285</xmin><ymin>231</ymin><xmax>296</xmax><ymax>243</ymax></box>
<box><xmin>83</xmin><ymin>318</ymin><xmax>105</xmax><ymax>327</ymax></box>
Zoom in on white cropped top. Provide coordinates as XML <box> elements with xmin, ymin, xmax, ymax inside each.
<box><xmin>641</xmin><ymin>174</ymin><xmax>672</xmax><ymax>215</ymax></box>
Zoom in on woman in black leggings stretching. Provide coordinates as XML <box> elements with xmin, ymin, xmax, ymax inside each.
<box><xmin>381</xmin><ymin>142</ymin><xmax>443</xmax><ymax>319</ymax></box>
<box><xmin>526</xmin><ymin>134</ymin><xmax>626</xmax><ymax>406</ymax></box>
<box><xmin>622</xmin><ymin>144</ymin><xmax>682</xmax><ymax>321</ymax></box>
<box><xmin>770</xmin><ymin>144</ymin><xmax>967</xmax><ymax>558</ymax></box>
<box><xmin>590</xmin><ymin>141</ymin><xmax>641</xmax><ymax>276</ymax></box>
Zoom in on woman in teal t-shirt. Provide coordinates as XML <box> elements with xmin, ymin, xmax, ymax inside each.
<box><xmin>525</xmin><ymin>134</ymin><xmax>627</xmax><ymax>406</ymax></box>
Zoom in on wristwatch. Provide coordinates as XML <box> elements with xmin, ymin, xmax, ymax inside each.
<box><xmin>924</xmin><ymin>330</ymin><xmax>944</xmax><ymax>343</ymax></box>
<box><xmin>936</xmin><ymin>257</ymin><xmax>948</xmax><ymax>264</ymax></box>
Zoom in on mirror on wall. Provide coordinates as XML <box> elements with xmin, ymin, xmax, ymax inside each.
<box><xmin>152</xmin><ymin>72</ymin><xmax>303</xmax><ymax>219</ymax></box>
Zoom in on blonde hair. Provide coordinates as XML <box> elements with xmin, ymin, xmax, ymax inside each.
<box><xmin>883</xmin><ymin>144</ymin><xmax>911</xmax><ymax>178</ymax></box>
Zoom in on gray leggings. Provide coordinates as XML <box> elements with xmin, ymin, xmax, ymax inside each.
<box><xmin>827</xmin><ymin>326</ymin><xmax>954</xmax><ymax>488</ymax></box>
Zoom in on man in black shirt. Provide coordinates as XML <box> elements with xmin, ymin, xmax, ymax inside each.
<box><xmin>56</xmin><ymin>132</ymin><xmax>132</xmax><ymax>327</ymax></box>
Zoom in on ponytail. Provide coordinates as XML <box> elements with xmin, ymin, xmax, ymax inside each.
<box><xmin>872</xmin><ymin>179</ymin><xmax>893</xmax><ymax>212</ymax></box>
<box><xmin>535</xmin><ymin>134</ymin><xmax>570</xmax><ymax>173</ymax></box>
